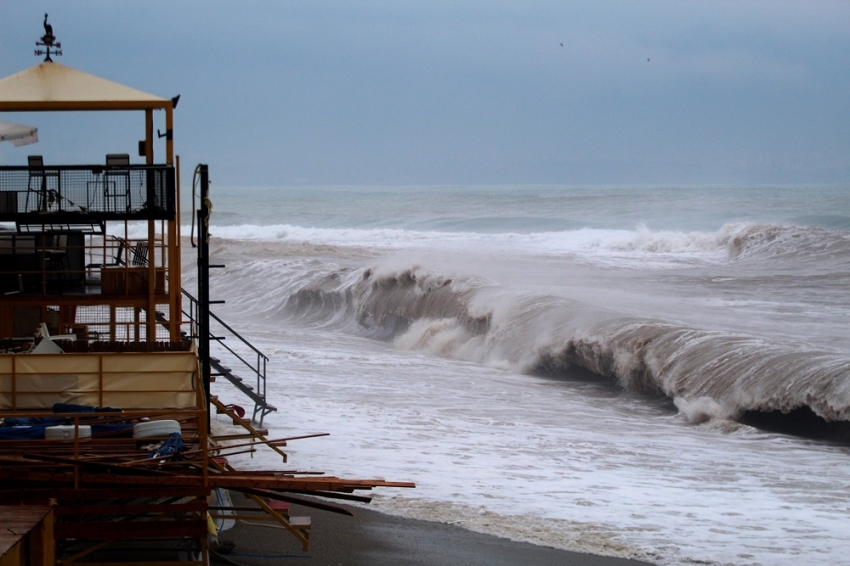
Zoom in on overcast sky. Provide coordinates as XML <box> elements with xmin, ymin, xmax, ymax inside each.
<box><xmin>1</xmin><ymin>1</ymin><xmax>849</xmax><ymax>185</ymax></box>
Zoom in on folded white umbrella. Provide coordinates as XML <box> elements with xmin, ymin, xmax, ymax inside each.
<box><xmin>0</xmin><ymin>119</ymin><xmax>38</xmax><ymax>147</ymax></box>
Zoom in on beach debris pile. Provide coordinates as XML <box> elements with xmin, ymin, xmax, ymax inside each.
<box><xmin>0</xmin><ymin>402</ymin><xmax>414</xmax><ymax>561</ymax></box>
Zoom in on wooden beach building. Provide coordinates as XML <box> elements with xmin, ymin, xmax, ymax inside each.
<box><xmin>0</xmin><ymin>24</ymin><xmax>412</xmax><ymax>565</ymax></box>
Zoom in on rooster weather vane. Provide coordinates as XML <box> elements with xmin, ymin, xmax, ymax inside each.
<box><xmin>35</xmin><ymin>13</ymin><xmax>62</xmax><ymax>62</ymax></box>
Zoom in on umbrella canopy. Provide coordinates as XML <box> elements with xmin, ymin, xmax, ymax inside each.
<box><xmin>0</xmin><ymin>62</ymin><xmax>170</xmax><ymax>111</ymax></box>
<box><xmin>0</xmin><ymin>120</ymin><xmax>38</xmax><ymax>147</ymax></box>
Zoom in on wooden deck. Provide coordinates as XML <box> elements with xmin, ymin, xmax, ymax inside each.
<box><xmin>0</xmin><ymin>506</ymin><xmax>54</xmax><ymax>566</ymax></box>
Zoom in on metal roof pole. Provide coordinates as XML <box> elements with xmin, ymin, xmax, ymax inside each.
<box><xmin>165</xmin><ymin>104</ymin><xmax>181</xmax><ymax>341</ymax></box>
<box><xmin>165</xmin><ymin>107</ymin><xmax>174</xmax><ymax>164</ymax></box>
<box><xmin>145</xmin><ymin>109</ymin><xmax>154</xmax><ymax>164</ymax></box>
<box><xmin>197</xmin><ymin>164</ymin><xmax>211</xmax><ymax>431</ymax></box>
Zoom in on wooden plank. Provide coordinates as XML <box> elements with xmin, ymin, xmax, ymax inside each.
<box><xmin>208</xmin><ymin>514</ymin><xmax>284</xmax><ymax>521</ymax></box>
<box><xmin>0</xmin><ymin>506</ymin><xmax>52</xmax><ymax>566</ymax></box>
<box><xmin>53</xmin><ymin>487</ymin><xmax>210</xmax><ymax>499</ymax></box>
<box><xmin>0</xmin><ymin>541</ymin><xmax>21</xmax><ymax>566</ymax></box>
<box><xmin>0</xmin><ymin>493</ymin><xmax>53</xmax><ymax>506</ymax></box>
<box><xmin>28</xmin><ymin>509</ymin><xmax>53</xmax><ymax>566</ymax></box>
<box><xmin>211</xmin><ymin>432</ymin><xmax>270</xmax><ymax>441</ymax></box>
<box><xmin>54</xmin><ymin>519</ymin><xmax>207</xmax><ymax>540</ymax></box>
<box><xmin>0</xmin><ymin>487</ymin><xmax>209</xmax><ymax>502</ymax></box>
<box><xmin>285</xmin><ymin>488</ymin><xmax>373</xmax><ymax>503</ymax></box>
<box><xmin>71</xmin><ymin>563</ymin><xmax>204</xmax><ymax>566</ymax></box>
<box><xmin>0</xmin><ymin>506</ymin><xmax>51</xmax><ymax>524</ymax></box>
<box><xmin>22</xmin><ymin>453</ymin><xmax>177</xmax><ymax>476</ymax></box>
<box><xmin>0</xmin><ymin>507</ymin><xmax>52</xmax><ymax>535</ymax></box>
<box><xmin>4</xmin><ymin>527</ymin><xmax>35</xmax><ymax>536</ymax></box>
<box><xmin>54</xmin><ymin>501</ymin><xmax>207</xmax><ymax>516</ymax></box>
<box><xmin>0</xmin><ymin>468</ymin><xmax>415</xmax><ymax>491</ymax></box>
<box><xmin>233</xmin><ymin>487</ymin><xmax>353</xmax><ymax>516</ymax></box>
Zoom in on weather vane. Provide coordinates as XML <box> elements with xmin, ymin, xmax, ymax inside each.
<box><xmin>35</xmin><ymin>13</ymin><xmax>62</xmax><ymax>62</ymax></box>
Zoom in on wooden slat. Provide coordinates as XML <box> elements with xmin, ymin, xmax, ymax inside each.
<box><xmin>55</xmin><ymin>487</ymin><xmax>210</xmax><ymax>500</ymax></box>
<box><xmin>0</xmin><ymin>468</ymin><xmax>415</xmax><ymax>492</ymax></box>
<box><xmin>0</xmin><ymin>506</ymin><xmax>52</xmax><ymax>524</ymax></box>
<box><xmin>0</xmin><ymin>506</ymin><xmax>52</xmax><ymax>566</ymax></box>
<box><xmin>3</xmin><ymin>526</ymin><xmax>39</xmax><ymax>535</ymax></box>
<box><xmin>0</xmin><ymin>540</ymin><xmax>21</xmax><ymax>565</ymax></box>
<box><xmin>211</xmin><ymin>432</ymin><xmax>269</xmax><ymax>441</ymax></box>
<box><xmin>53</xmin><ymin>502</ymin><xmax>206</xmax><ymax>516</ymax></box>
<box><xmin>54</xmin><ymin>519</ymin><xmax>208</xmax><ymax>540</ymax></box>
<box><xmin>233</xmin><ymin>487</ymin><xmax>353</xmax><ymax>516</ymax></box>
<box><xmin>22</xmin><ymin>454</ymin><xmax>177</xmax><ymax>476</ymax></box>
<box><xmin>68</xmin><ymin>562</ymin><xmax>203</xmax><ymax>566</ymax></box>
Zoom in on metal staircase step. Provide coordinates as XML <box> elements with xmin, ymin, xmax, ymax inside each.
<box><xmin>185</xmin><ymin>285</ymin><xmax>274</xmax><ymax>425</ymax></box>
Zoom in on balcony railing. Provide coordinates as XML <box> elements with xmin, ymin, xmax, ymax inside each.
<box><xmin>0</xmin><ymin>164</ymin><xmax>175</xmax><ymax>222</ymax></box>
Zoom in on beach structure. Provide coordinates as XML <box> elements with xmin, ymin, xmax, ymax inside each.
<box><xmin>0</xmin><ymin>22</ymin><xmax>412</xmax><ymax>565</ymax></box>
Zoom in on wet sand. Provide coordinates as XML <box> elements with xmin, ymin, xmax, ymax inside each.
<box><xmin>216</xmin><ymin>499</ymin><xmax>656</xmax><ymax>566</ymax></box>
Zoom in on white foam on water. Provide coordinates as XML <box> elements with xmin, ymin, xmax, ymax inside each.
<box><xmin>200</xmin><ymin>222</ymin><xmax>740</xmax><ymax>270</ymax></box>
<box><xmin>197</xmin><ymin>185</ymin><xmax>850</xmax><ymax>565</ymax></box>
<box><xmin>216</xmin><ymin>323</ymin><xmax>850</xmax><ymax>566</ymax></box>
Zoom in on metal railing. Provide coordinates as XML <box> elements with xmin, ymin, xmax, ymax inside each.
<box><xmin>0</xmin><ymin>164</ymin><xmax>175</xmax><ymax>221</ymax></box>
<box><xmin>181</xmin><ymin>288</ymin><xmax>270</xmax><ymax>415</ymax></box>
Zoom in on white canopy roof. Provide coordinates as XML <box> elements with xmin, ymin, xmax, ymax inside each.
<box><xmin>0</xmin><ymin>120</ymin><xmax>38</xmax><ymax>147</ymax></box>
<box><xmin>0</xmin><ymin>61</ymin><xmax>171</xmax><ymax>111</ymax></box>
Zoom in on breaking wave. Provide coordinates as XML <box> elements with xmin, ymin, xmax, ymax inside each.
<box><xmin>206</xmin><ymin>220</ymin><xmax>850</xmax><ymax>433</ymax></box>
<box><xmin>726</xmin><ymin>223</ymin><xmax>850</xmax><ymax>268</ymax></box>
<box><xmin>248</xmin><ymin>263</ymin><xmax>850</xmax><ymax>429</ymax></box>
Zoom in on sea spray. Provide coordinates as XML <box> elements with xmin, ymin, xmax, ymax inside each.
<box><xmin>250</xmin><ymin>259</ymin><xmax>850</xmax><ymax>427</ymax></box>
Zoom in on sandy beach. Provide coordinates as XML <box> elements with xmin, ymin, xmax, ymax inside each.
<box><xmin>215</xmin><ymin>499</ymin><xmax>655</xmax><ymax>566</ymax></box>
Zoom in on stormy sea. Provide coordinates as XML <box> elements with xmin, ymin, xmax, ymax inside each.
<box><xmin>190</xmin><ymin>184</ymin><xmax>850</xmax><ymax>565</ymax></box>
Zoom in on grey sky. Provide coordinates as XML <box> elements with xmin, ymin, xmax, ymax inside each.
<box><xmin>1</xmin><ymin>1</ymin><xmax>848</xmax><ymax>185</ymax></box>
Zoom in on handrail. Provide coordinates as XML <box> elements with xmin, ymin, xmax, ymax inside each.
<box><xmin>181</xmin><ymin>287</ymin><xmax>269</xmax><ymax>421</ymax></box>
<box><xmin>183</xmin><ymin>289</ymin><xmax>268</xmax><ymax>362</ymax></box>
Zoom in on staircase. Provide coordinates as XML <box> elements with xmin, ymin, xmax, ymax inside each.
<box><xmin>182</xmin><ymin>288</ymin><xmax>277</xmax><ymax>426</ymax></box>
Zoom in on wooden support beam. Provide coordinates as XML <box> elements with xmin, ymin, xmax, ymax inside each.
<box><xmin>232</xmin><ymin>487</ymin><xmax>355</xmax><ymax>516</ymax></box>
<box><xmin>55</xmin><ymin>520</ymin><xmax>208</xmax><ymax>540</ymax></box>
<box><xmin>53</xmin><ymin>502</ymin><xmax>206</xmax><ymax>516</ymax></box>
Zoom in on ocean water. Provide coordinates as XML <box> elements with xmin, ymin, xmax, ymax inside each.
<box><xmin>189</xmin><ymin>185</ymin><xmax>850</xmax><ymax>566</ymax></box>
